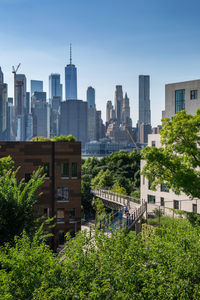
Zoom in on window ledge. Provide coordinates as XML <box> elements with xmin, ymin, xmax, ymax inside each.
<box><xmin>57</xmin><ymin>200</ymin><xmax>69</xmax><ymax>203</ymax></box>
<box><xmin>72</xmin><ymin>177</ymin><xmax>78</xmax><ymax>179</ymax></box>
<box><xmin>61</xmin><ymin>177</ymin><xmax>69</xmax><ymax>179</ymax></box>
<box><xmin>44</xmin><ymin>177</ymin><xmax>50</xmax><ymax>180</ymax></box>
<box><xmin>57</xmin><ymin>221</ymin><xmax>65</xmax><ymax>224</ymax></box>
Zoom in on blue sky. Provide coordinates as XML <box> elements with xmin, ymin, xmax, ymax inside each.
<box><xmin>1</xmin><ymin>0</ymin><xmax>200</xmax><ymax>126</ymax></box>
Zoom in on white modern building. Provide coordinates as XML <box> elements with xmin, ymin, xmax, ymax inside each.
<box><xmin>141</xmin><ymin>79</ymin><xmax>200</xmax><ymax>214</ymax></box>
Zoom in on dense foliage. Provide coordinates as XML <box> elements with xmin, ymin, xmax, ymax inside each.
<box><xmin>0</xmin><ymin>156</ymin><xmax>44</xmax><ymax>246</ymax></box>
<box><xmin>31</xmin><ymin>134</ymin><xmax>76</xmax><ymax>142</ymax></box>
<box><xmin>1</xmin><ymin>217</ymin><xmax>200</xmax><ymax>298</ymax></box>
<box><xmin>142</xmin><ymin>109</ymin><xmax>200</xmax><ymax>198</ymax></box>
<box><xmin>82</xmin><ymin>150</ymin><xmax>141</xmax><ymax>215</ymax></box>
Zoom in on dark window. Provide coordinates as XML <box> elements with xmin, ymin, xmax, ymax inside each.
<box><xmin>148</xmin><ymin>195</ymin><xmax>155</xmax><ymax>204</ymax></box>
<box><xmin>160</xmin><ymin>197</ymin><xmax>164</xmax><ymax>206</ymax></box>
<box><xmin>143</xmin><ymin>176</ymin><xmax>145</xmax><ymax>185</ymax></box>
<box><xmin>175</xmin><ymin>89</ymin><xmax>185</xmax><ymax>113</ymax></box>
<box><xmin>69</xmin><ymin>208</ymin><xmax>75</xmax><ymax>219</ymax></box>
<box><xmin>173</xmin><ymin>200</ymin><xmax>179</xmax><ymax>210</ymax></box>
<box><xmin>57</xmin><ymin>208</ymin><xmax>65</xmax><ymax>223</ymax></box>
<box><xmin>44</xmin><ymin>208</ymin><xmax>49</xmax><ymax>218</ymax></box>
<box><xmin>44</xmin><ymin>163</ymin><xmax>50</xmax><ymax>178</ymax></box>
<box><xmin>57</xmin><ymin>187</ymin><xmax>69</xmax><ymax>202</ymax></box>
<box><xmin>72</xmin><ymin>162</ymin><xmax>78</xmax><ymax>178</ymax></box>
<box><xmin>161</xmin><ymin>183</ymin><xmax>169</xmax><ymax>192</ymax></box>
<box><xmin>148</xmin><ymin>180</ymin><xmax>154</xmax><ymax>190</ymax></box>
<box><xmin>193</xmin><ymin>204</ymin><xmax>197</xmax><ymax>213</ymax></box>
<box><xmin>190</xmin><ymin>90</ymin><xmax>197</xmax><ymax>100</ymax></box>
<box><xmin>58</xmin><ymin>231</ymin><xmax>65</xmax><ymax>245</ymax></box>
<box><xmin>25</xmin><ymin>173</ymin><xmax>31</xmax><ymax>183</ymax></box>
<box><xmin>151</xmin><ymin>141</ymin><xmax>156</xmax><ymax>147</ymax></box>
<box><xmin>61</xmin><ymin>162</ymin><xmax>69</xmax><ymax>178</ymax></box>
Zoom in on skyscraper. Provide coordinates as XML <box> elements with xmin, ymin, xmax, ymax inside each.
<box><xmin>106</xmin><ymin>101</ymin><xmax>113</xmax><ymax>123</ymax></box>
<box><xmin>49</xmin><ymin>74</ymin><xmax>62</xmax><ymax>100</ymax></box>
<box><xmin>30</xmin><ymin>80</ymin><xmax>43</xmax><ymax>96</ymax></box>
<box><xmin>138</xmin><ymin>75</ymin><xmax>151</xmax><ymax>125</ymax></box>
<box><xmin>87</xmin><ymin>86</ymin><xmax>96</xmax><ymax>141</ymax></box>
<box><xmin>114</xmin><ymin>85</ymin><xmax>123</xmax><ymax>125</ymax></box>
<box><xmin>138</xmin><ymin>75</ymin><xmax>151</xmax><ymax>143</ymax></box>
<box><xmin>0</xmin><ymin>67</ymin><xmax>4</xmax><ymax>84</ymax></box>
<box><xmin>87</xmin><ymin>86</ymin><xmax>95</xmax><ymax>108</ymax></box>
<box><xmin>121</xmin><ymin>92</ymin><xmax>131</xmax><ymax>126</ymax></box>
<box><xmin>15</xmin><ymin>74</ymin><xmax>27</xmax><ymax>141</ymax></box>
<box><xmin>65</xmin><ymin>45</ymin><xmax>77</xmax><ymax>100</ymax></box>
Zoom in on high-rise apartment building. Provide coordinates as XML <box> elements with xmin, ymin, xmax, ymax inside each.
<box><xmin>49</xmin><ymin>74</ymin><xmax>62</xmax><ymax>100</ymax></box>
<box><xmin>65</xmin><ymin>45</ymin><xmax>77</xmax><ymax>100</ymax></box>
<box><xmin>30</xmin><ymin>80</ymin><xmax>43</xmax><ymax>96</ymax></box>
<box><xmin>114</xmin><ymin>85</ymin><xmax>123</xmax><ymax>125</ymax></box>
<box><xmin>87</xmin><ymin>87</ymin><xmax>96</xmax><ymax>141</ymax></box>
<box><xmin>0</xmin><ymin>72</ymin><xmax>8</xmax><ymax>140</ymax></box>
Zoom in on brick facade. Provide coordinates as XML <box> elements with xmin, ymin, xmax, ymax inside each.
<box><xmin>0</xmin><ymin>141</ymin><xmax>81</xmax><ymax>251</ymax></box>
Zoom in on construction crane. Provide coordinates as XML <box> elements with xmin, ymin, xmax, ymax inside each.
<box><xmin>12</xmin><ymin>63</ymin><xmax>21</xmax><ymax>75</ymax></box>
<box><xmin>125</xmin><ymin>127</ymin><xmax>139</xmax><ymax>150</ymax></box>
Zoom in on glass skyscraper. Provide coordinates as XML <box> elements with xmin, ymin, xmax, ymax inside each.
<box><xmin>65</xmin><ymin>45</ymin><xmax>77</xmax><ymax>100</ymax></box>
<box><xmin>49</xmin><ymin>74</ymin><xmax>62</xmax><ymax>100</ymax></box>
<box><xmin>87</xmin><ymin>86</ymin><xmax>95</xmax><ymax>108</ymax></box>
<box><xmin>30</xmin><ymin>80</ymin><xmax>43</xmax><ymax>96</ymax></box>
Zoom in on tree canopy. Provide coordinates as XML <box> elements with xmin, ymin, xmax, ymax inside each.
<box><xmin>0</xmin><ymin>156</ymin><xmax>44</xmax><ymax>245</ymax></box>
<box><xmin>142</xmin><ymin>109</ymin><xmax>200</xmax><ymax>199</ymax></box>
<box><xmin>31</xmin><ymin>134</ymin><xmax>76</xmax><ymax>142</ymax></box>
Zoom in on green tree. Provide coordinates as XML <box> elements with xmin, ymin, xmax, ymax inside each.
<box><xmin>91</xmin><ymin>169</ymin><xmax>113</xmax><ymax>189</ymax></box>
<box><xmin>112</xmin><ymin>185</ymin><xmax>127</xmax><ymax>195</ymax></box>
<box><xmin>0</xmin><ymin>156</ymin><xmax>44</xmax><ymax>245</ymax></box>
<box><xmin>142</xmin><ymin>109</ymin><xmax>200</xmax><ymax>198</ymax></box>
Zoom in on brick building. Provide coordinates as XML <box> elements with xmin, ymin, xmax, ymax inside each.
<box><xmin>0</xmin><ymin>141</ymin><xmax>81</xmax><ymax>251</ymax></box>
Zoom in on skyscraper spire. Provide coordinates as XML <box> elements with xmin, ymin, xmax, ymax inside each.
<box><xmin>0</xmin><ymin>67</ymin><xmax>4</xmax><ymax>84</ymax></box>
<box><xmin>70</xmin><ymin>43</ymin><xmax>72</xmax><ymax>64</ymax></box>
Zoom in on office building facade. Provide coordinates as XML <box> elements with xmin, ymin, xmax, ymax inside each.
<box><xmin>49</xmin><ymin>74</ymin><xmax>62</xmax><ymax>100</ymax></box>
<box><xmin>30</xmin><ymin>80</ymin><xmax>43</xmax><ymax>96</ymax></box>
<box><xmin>65</xmin><ymin>46</ymin><xmax>77</xmax><ymax>100</ymax></box>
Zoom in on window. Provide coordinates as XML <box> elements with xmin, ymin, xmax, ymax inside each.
<box><xmin>44</xmin><ymin>208</ymin><xmax>49</xmax><ymax>218</ymax></box>
<box><xmin>57</xmin><ymin>187</ymin><xmax>69</xmax><ymax>202</ymax></box>
<box><xmin>58</xmin><ymin>231</ymin><xmax>65</xmax><ymax>245</ymax></box>
<box><xmin>160</xmin><ymin>197</ymin><xmax>164</xmax><ymax>206</ymax></box>
<box><xmin>25</xmin><ymin>173</ymin><xmax>31</xmax><ymax>183</ymax></box>
<box><xmin>148</xmin><ymin>195</ymin><xmax>155</xmax><ymax>204</ymax></box>
<box><xmin>190</xmin><ymin>90</ymin><xmax>197</xmax><ymax>100</ymax></box>
<box><xmin>193</xmin><ymin>204</ymin><xmax>197</xmax><ymax>213</ymax></box>
<box><xmin>148</xmin><ymin>180</ymin><xmax>153</xmax><ymax>190</ymax></box>
<box><xmin>151</xmin><ymin>141</ymin><xmax>156</xmax><ymax>147</ymax></box>
<box><xmin>72</xmin><ymin>162</ymin><xmax>78</xmax><ymax>178</ymax></box>
<box><xmin>143</xmin><ymin>176</ymin><xmax>145</xmax><ymax>185</ymax></box>
<box><xmin>57</xmin><ymin>208</ymin><xmax>65</xmax><ymax>223</ymax></box>
<box><xmin>173</xmin><ymin>200</ymin><xmax>179</xmax><ymax>210</ymax></box>
<box><xmin>44</xmin><ymin>163</ymin><xmax>50</xmax><ymax>178</ymax></box>
<box><xmin>61</xmin><ymin>162</ymin><xmax>69</xmax><ymax>178</ymax></box>
<box><xmin>161</xmin><ymin>183</ymin><xmax>169</xmax><ymax>192</ymax></box>
<box><xmin>175</xmin><ymin>89</ymin><xmax>185</xmax><ymax>113</ymax></box>
<box><xmin>69</xmin><ymin>208</ymin><xmax>75</xmax><ymax>219</ymax></box>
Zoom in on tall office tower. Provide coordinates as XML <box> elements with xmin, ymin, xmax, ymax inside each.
<box><xmin>87</xmin><ymin>86</ymin><xmax>95</xmax><ymax>108</ymax></box>
<box><xmin>60</xmin><ymin>100</ymin><xmax>88</xmax><ymax>144</ymax></box>
<box><xmin>65</xmin><ymin>45</ymin><xmax>77</xmax><ymax>100</ymax></box>
<box><xmin>32</xmin><ymin>100</ymin><xmax>50</xmax><ymax>138</ymax></box>
<box><xmin>49</xmin><ymin>74</ymin><xmax>62</xmax><ymax>100</ymax></box>
<box><xmin>114</xmin><ymin>85</ymin><xmax>123</xmax><ymax>125</ymax></box>
<box><xmin>30</xmin><ymin>80</ymin><xmax>43</xmax><ymax>96</ymax></box>
<box><xmin>50</xmin><ymin>96</ymin><xmax>61</xmax><ymax>137</ymax></box>
<box><xmin>96</xmin><ymin>110</ymin><xmax>105</xmax><ymax>141</ymax></box>
<box><xmin>15</xmin><ymin>74</ymin><xmax>27</xmax><ymax>141</ymax></box>
<box><xmin>87</xmin><ymin>86</ymin><xmax>96</xmax><ymax>141</ymax></box>
<box><xmin>7</xmin><ymin>97</ymin><xmax>14</xmax><ymax>141</ymax></box>
<box><xmin>106</xmin><ymin>101</ymin><xmax>113</xmax><ymax>123</ymax></box>
<box><xmin>121</xmin><ymin>92</ymin><xmax>132</xmax><ymax>126</ymax></box>
<box><xmin>139</xmin><ymin>75</ymin><xmax>151</xmax><ymax>125</ymax></box>
<box><xmin>0</xmin><ymin>67</ymin><xmax>4</xmax><ymax>84</ymax></box>
<box><xmin>0</xmin><ymin>71</ymin><xmax>8</xmax><ymax>140</ymax></box>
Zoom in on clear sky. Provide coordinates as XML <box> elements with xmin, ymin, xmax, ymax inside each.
<box><xmin>1</xmin><ymin>0</ymin><xmax>200</xmax><ymax>126</ymax></box>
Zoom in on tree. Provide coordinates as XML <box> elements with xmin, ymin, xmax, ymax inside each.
<box><xmin>0</xmin><ymin>156</ymin><xmax>44</xmax><ymax>245</ymax></box>
<box><xmin>142</xmin><ymin>109</ymin><xmax>200</xmax><ymax>199</ymax></box>
<box><xmin>91</xmin><ymin>169</ymin><xmax>113</xmax><ymax>189</ymax></box>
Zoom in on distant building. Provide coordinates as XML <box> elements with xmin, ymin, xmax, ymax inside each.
<box><xmin>121</xmin><ymin>93</ymin><xmax>132</xmax><ymax>127</ymax></box>
<box><xmin>65</xmin><ymin>45</ymin><xmax>77</xmax><ymax>100</ymax></box>
<box><xmin>60</xmin><ymin>100</ymin><xmax>88</xmax><ymax>144</ymax></box>
<box><xmin>50</xmin><ymin>96</ymin><xmax>61</xmax><ymax>137</ymax></box>
<box><xmin>138</xmin><ymin>75</ymin><xmax>151</xmax><ymax>125</ymax></box>
<box><xmin>87</xmin><ymin>87</ymin><xmax>96</xmax><ymax>141</ymax></box>
<box><xmin>7</xmin><ymin>97</ymin><xmax>14</xmax><ymax>141</ymax></box>
<box><xmin>96</xmin><ymin>110</ymin><xmax>105</xmax><ymax>141</ymax></box>
<box><xmin>49</xmin><ymin>74</ymin><xmax>62</xmax><ymax>100</ymax></box>
<box><xmin>30</xmin><ymin>80</ymin><xmax>43</xmax><ymax>96</ymax></box>
<box><xmin>0</xmin><ymin>141</ymin><xmax>81</xmax><ymax>251</ymax></box>
<box><xmin>31</xmin><ymin>92</ymin><xmax>49</xmax><ymax>138</ymax></box>
<box><xmin>85</xmin><ymin>139</ymin><xmax>122</xmax><ymax>156</ymax></box>
<box><xmin>0</xmin><ymin>67</ymin><xmax>4</xmax><ymax>84</ymax></box>
<box><xmin>139</xmin><ymin>123</ymin><xmax>152</xmax><ymax>144</ymax></box>
<box><xmin>114</xmin><ymin>85</ymin><xmax>123</xmax><ymax>125</ymax></box>
<box><xmin>15</xmin><ymin>74</ymin><xmax>27</xmax><ymax>141</ymax></box>
<box><xmin>106</xmin><ymin>100</ymin><xmax>113</xmax><ymax>123</ymax></box>
<box><xmin>0</xmin><ymin>80</ymin><xmax>8</xmax><ymax>140</ymax></box>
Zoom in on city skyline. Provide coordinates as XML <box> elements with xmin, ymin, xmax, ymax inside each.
<box><xmin>1</xmin><ymin>0</ymin><xmax>200</xmax><ymax>126</ymax></box>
